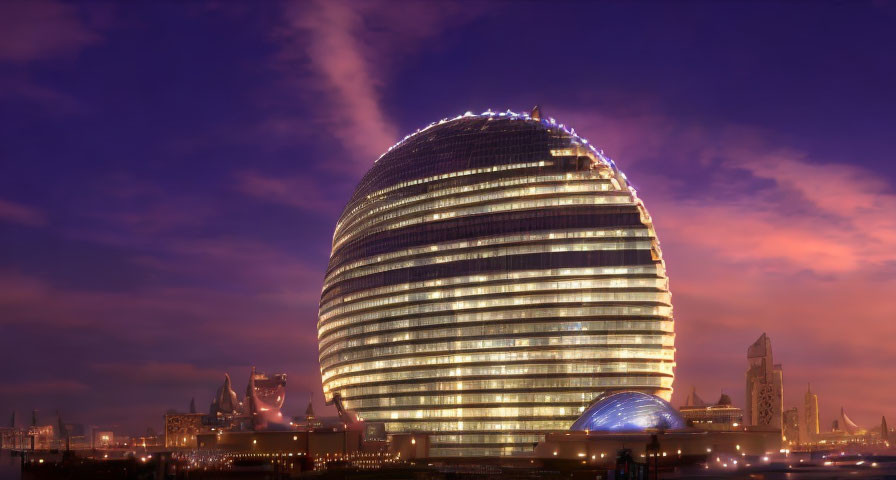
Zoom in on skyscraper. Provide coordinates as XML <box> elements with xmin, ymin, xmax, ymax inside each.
<box><xmin>318</xmin><ymin>109</ymin><xmax>675</xmax><ymax>455</ymax></box>
<box><xmin>804</xmin><ymin>384</ymin><xmax>819</xmax><ymax>442</ymax></box>
<box><xmin>745</xmin><ymin>333</ymin><xmax>783</xmax><ymax>430</ymax></box>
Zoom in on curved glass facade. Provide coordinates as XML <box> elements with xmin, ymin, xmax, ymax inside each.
<box><xmin>318</xmin><ymin>110</ymin><xmax>675</xmax><ymax>456</ymax></box>
<box><xmin>570</xmin><ymin>391</ymin><xmax>685</xmax><ymax>432</ymax></box>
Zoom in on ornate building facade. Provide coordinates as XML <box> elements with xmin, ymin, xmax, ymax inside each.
<box><xmin>745</xmin><ymin>333</ymin><xmax>783</xmax><ymax>430</ymax></box>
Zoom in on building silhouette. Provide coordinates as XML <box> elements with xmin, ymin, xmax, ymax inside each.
<box><xmin>679</xmin><ymin>388</ymin><xmax>743</xmax><ymax>429</ymax></box>
<box><xmin>804</xmin><ymin>384</ymin><xmax>819</xmax><ymax>442</ymax></box>
<box><xmin>840</xmin><ymin>407</ymin><xmax>861</xmax><ymax>435</ymax></box>
<box><xmin>783</xmin><ymin>407</ymin><xmax>800</xmax><ymax>445</ymax></box>
<box><xmin>317</xmin><ymin>109</ymin><xmax>675</xmax><ymax>455</ymax></box>
<box><xmin>745</xmin><ymin>333</ymin><xmax>783</xmax><ymax>430</ymax></box>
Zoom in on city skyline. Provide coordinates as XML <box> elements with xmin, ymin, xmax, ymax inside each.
<box><xmin>1</xmin><ymin>0</ymin><xmax>895</xmax><ymax>436</ymax></box>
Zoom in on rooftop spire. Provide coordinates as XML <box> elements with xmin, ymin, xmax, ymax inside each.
<box><xmin>530</xmin><ymin>105</ymin><xmax>542</xmax><ymax>121</ymax></box>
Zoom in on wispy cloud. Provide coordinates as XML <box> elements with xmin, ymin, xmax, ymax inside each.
<box><xmin>91</xmin><ymin>362</ymin><xmax>223</xmax><ymax>386</ymax></box>
<box><xmin>277</xmin><ymin>1</ymin><xmax>397</xmax><ymax>168</ymax></box>
<box><xmin>0</xmin><ymin>198</ymin><xmax>46</xmax><ymax>226</ymax></box>
<box><xmin>0</xmin><ymin>380</ymin><xmax>89</xmax><ymax>396</ymax></box>
<box><xmin>0</xmin><ymin>1</ymin><xmax>106</xmax><ymax>113</ymax></box>
<box><xmin>0</xmin><ymin>0</ymin><xmax>100</xmax><ymax>62</ymax></box>
<box><xmin>272</xmin><ymin>0</ymin><xmax>486</xmax><ymax>173</ymax></box>
<box><xmin>234</xmin><ymin>170</ymin><xmax>344</xmax><ymax>215</ymax></box>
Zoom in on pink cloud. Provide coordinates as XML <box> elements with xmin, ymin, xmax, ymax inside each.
<box><xmin>0</xmin><ymin>380</ymin><xmax>88</xmax><ymax>396</ymax></box>
<box><xmin>0</xmin><ymin>0</ymin><xmax>100</xmax><ymax>62</ymax></box>
<box><xmin>234</xmin><ymin>170</ymin><xmax>343</xmax><ymax>214</ymax></box>
<box><xmin>0</xmin><ymin>75</ymin><xmax>87</xmax><ymax>114</ymax></box>
<box><xmin>275</xmin><ymin>1</ymin><xmax>397</xmax><ymax>171</ymax></box>
<box><xmin>91</xmin><ymin>362</ymin><xmax>223</xmax><ymax>386</ymax></box>
<box><xmin>273</xmin><ymin>1</ymin><xmax>486</xmax><ymax>173</ymax></box>
<box><xmin>561</xmin><ymin>107</ymin><xmax>896</xmax><ymax>427</ymax></box>
<box><xmin>0</xmin><ymin>198</ymin><xmax>46</xmax><ymax>226</ymax></box>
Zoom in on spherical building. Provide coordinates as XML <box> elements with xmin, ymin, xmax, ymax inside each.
<box><xmin>318</xmin><ymin>109</ymin><xmax>674</xmax><ymax>456</ymax></box>
<box><xmin>570</xmin><ymin>391</ymin><xmax>685</xmax><ymax>432</ymax></box>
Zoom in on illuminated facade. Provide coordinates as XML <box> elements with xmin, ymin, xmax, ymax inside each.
<box><xmin>164</xmin><ymin>413</ymin><xmax>208</xmax><ymax>448</ymax></box>
<box><xmin>679</xmin><ymin>392</ymin><xmax>743</xmax><ymax>429</ymax></box>
<box><xmin>318</xmin><ymin>109</ymin><xmax>675</xmax><ymax>455</ymax></box>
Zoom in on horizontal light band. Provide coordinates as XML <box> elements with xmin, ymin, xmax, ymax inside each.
<box><xmin>320</xmin><ymin>290</ymin><xmax>672</xmax><ymax>325</ymax></box>
<box><xmin>321</xmin><ymin>340</ymin><xmax>675</xmax><ymax>380</ymax></box>
<box><xmin>320</xmin><ymin>316</ymin><xmax>672</xmax><ymax>353</ymax></box>
<box><xmin>334</xmin><ymin>376</ymin><xmax>673</xmax><ymax>400</ymax></box>
<box><xmin>336</xmin><ymin>173</ymin><xmax>613</xmax><ymax>238</ymax></box>
<box><xmin>322</xmin><ymin>343</ymin><xmax>676</xmax><ymax>372</ymax></box>
<box><xmin>320</xmin><ymin>304</ymin><xmax>673</xmax><ymax>338</ymax></box>
<box><xmin>324</xmin><ymin>362</ymin><xmax>676</xmax><ymax>391</ymax></box>
<box><xmin>336</xmin><ymin>161</ymin><xmax>551</xmax><ymax>232</ymax></box>
<box><xmin>364</xmin><ymin>406</ymin><xmax>611</xmax><ymax>421</ymax></box>
<box><xmin>337</xmin><ymin>181</ymin><xmax>620</xmax><ymax>243</ymax></box>
<box><xmin>324</xmin><ymin>263</ymin><xmax>663</xmax><ymax>311</ymax></box>
<box><xmin>321</xmin><ymin>326</ymin><xmax>672</xmax><ymax>360</ymax></box>
<box><xmin>333</xmin><ymin>195</ymin><xmax>637</xmax><ymax>251</ymax></box>
<box><xmin>348</xmin><ymin>392</ymin><xmax>623</xmax><ymax>409</ymax></box>
<box><xmin>322</xmin><ymin>337</ymin><xmax>674</xmax><ymax>369</ymax></box>
<box><xmin>325</xmin><ymin>228</ymin><xmax>654</xmax><ymax>284</ymax></box>
<box><xmin>324</xmin><ymin>240</ymin><xmax>655</xmax><ymax>294</ymax></box>
<box><xmin>321</xmin><ymin>276</ymin><xmax>667</xmax><ymax>322</ymax></box>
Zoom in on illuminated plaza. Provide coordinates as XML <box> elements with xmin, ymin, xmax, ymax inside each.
<box><xmin>318</xmin><ymin>109</ymin><xmax>675</xmax><ymax>455</ymax></box>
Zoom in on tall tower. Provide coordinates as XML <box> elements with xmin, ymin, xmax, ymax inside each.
<box><xmin>745</xmin><ymin>333</ymin><xmax>783</xmax><ymax>430</ymax></box>
<box><xmin>804</xmin><ymin>384</ymin><xmax>819</xmax><ymax>442</ymax></box>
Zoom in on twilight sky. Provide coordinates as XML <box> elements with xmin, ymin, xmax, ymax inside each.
<box><xmin>1</xmin><ymin>1</ymin><xmax>895</xmax><ymax>435</ymax></box>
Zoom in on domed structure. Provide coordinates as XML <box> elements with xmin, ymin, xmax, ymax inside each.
<box><xmin>318</xmin><ymin>109</ymin><xmax>675</xmax><ymax>456</ymax></box>
<box><xmin>571</xmin><ymin>391</ymin><xmax>685</xmax><ymax>432</ymax></box>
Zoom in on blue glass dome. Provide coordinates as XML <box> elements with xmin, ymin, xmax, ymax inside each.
<box><xmin>571</xmin><ymin>391</ymin><xmax>686</xmax><ymax>432</ymax></box>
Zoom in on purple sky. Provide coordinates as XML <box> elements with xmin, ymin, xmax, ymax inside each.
<box><xmin>1</xmin><ymin>1</ymin><xmax>895</xmax><ymax>435</ymax></box>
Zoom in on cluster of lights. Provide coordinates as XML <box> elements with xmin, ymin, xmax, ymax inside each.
<box><xmin>313</xmin><ymin>451</ymin><xmax>396</xmax><ymax>472</ymax></box>
<box><xmin>374</xmin><ymin>109</ymin><xmax>633</xmax><ymax>192</ymax></box>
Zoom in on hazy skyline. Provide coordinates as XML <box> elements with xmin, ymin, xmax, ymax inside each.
<box><xmin>1</xmin><ymin>1</ymin><xmax>894</xmax><ymax>434</ymax></box>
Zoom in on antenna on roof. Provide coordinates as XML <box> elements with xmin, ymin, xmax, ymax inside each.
<box><xmin>530</xmin><ymin>105</ymin><xmax>542</xmax><ymax>121</ymax></box>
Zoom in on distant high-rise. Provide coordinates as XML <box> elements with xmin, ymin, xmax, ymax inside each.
<box><xmin>783</xmin><ymin>407</ymin><xmax>800</xmax><ymax>445</ymax></box>
<box><xmin>804</xmin><ymin>384</ymin><xmax>819</xmax><ymax>442</ymax></box>
<box><xmin>745</xmin><ymin>333</ymin><xmax>783</xmax><ymax>430</ymax></box>
<box><xmin>882</xmin><ymin>416</ymin><xmax>889</xmax><ymax>443</ymax></box>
